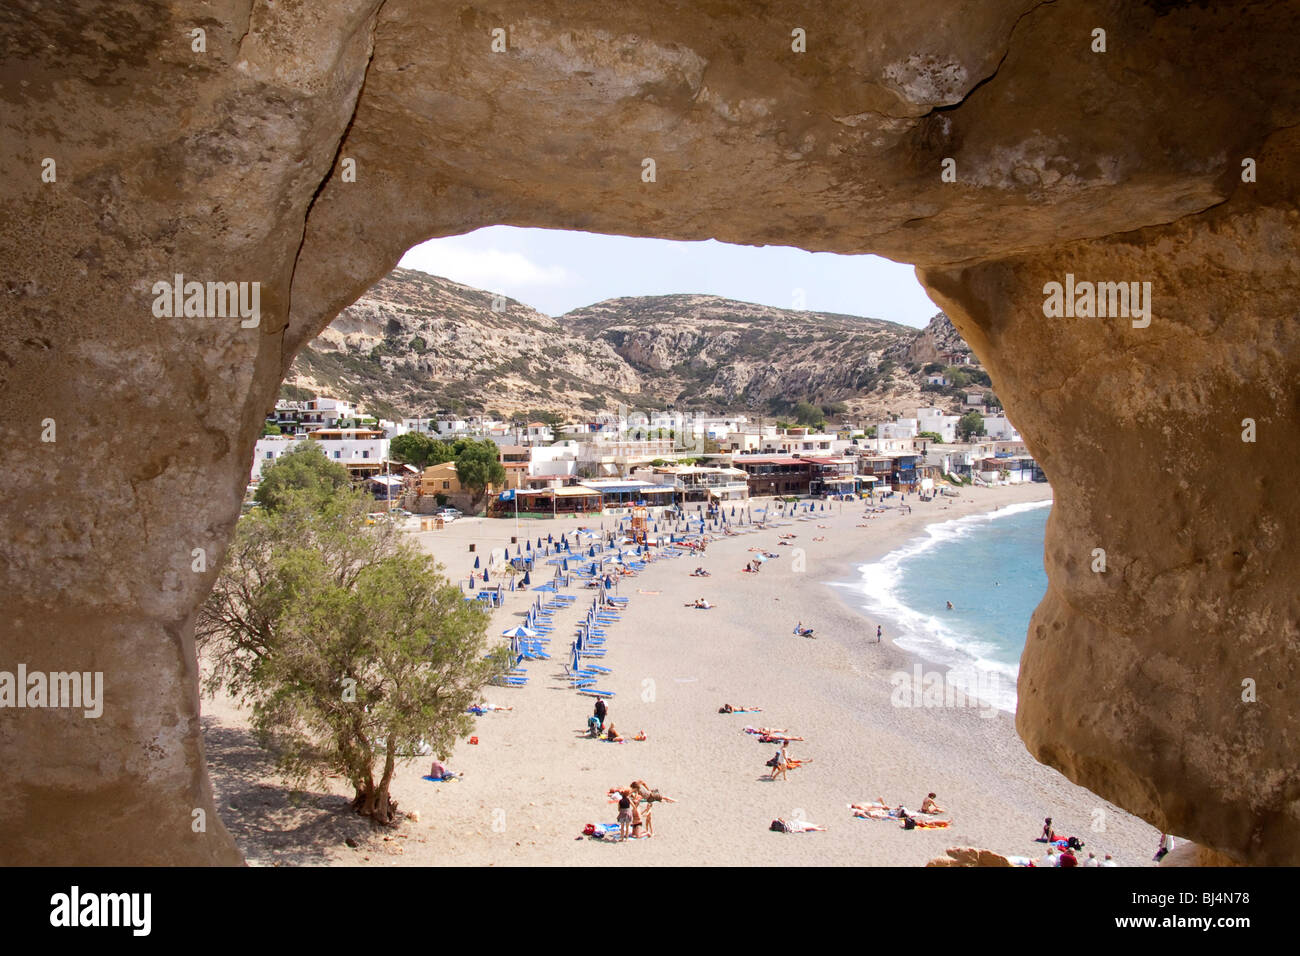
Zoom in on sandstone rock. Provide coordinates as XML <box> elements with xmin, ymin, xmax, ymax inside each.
<box><xmin>2</xmin><ymin>0</ymin><xmax>1298</xmax><ymax>865</ymax></box>
<box><xmin>926</xmin><ymin>847</ymin><xmax>1014</xmax><ymax>867</ymax></box>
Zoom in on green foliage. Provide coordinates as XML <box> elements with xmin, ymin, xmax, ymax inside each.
<box><xmin>391</xmin><ymin>432</ymin><xmax>454</xmax><ymax>470</ymax></box>
<box><xmin>454</xmin><ymin>439</ymin><xmax>507</xmax><ymax>507</ymax></box>
<box><xmin>197</xmin><ymin>487</ymin><xmax>506</xmax><ymax>824</ymax></box>
<box><xmin>262</xmin><ymin>422</ymin><xmax>282</xmax><ymax>436</ymax></box>
<box><xmin>957</xmin><ymin>411</ymin><xmax>986</xmax><ymax>442</ymax></box>
<box><xmin>793</xmin><ymin>400</ymin><xmax>827</xmax><ymax>429</ymax></box>
<box><xmin>864</xmin><ymin>425</ymin><xmax>877</xmax><ymax>438</ymax></box>
<box><xmin>409</xmin><ymin>336</ymin><xmax>428</xmax><ymax>354</ymax></box>
<box><xmin>984</xmin><ymin>391</ymin><xmax>1002</xmax><ymax>410</ymax></box>
<box><xmin>253</xmin><ymin>443</ymin><xmax>351</xmax><ymax>513</ymax></box>
<box><xmin>917</xmin><ymin>430</ymin><xmax>944</xmax><ymax>443</ymax></box>
<box><xmin>923</xmin><ymin>362</ymin><xmax>945</xmax><ymax>374</ymax></box>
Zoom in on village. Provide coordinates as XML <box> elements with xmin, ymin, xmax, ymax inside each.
<box><xmin>252</xmin><ymin>391</ymin><xmax>1044</xmax><ymax>521</ymax></box>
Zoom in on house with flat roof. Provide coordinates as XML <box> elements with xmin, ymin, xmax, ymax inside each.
<box><xmin>629</xmin><ymin>464</ymin><xmax>749</xmax><ymax>503</ymax></box>
<box><xmin>731</xmin><ymin>456</ymin><xmax>813</xmax><ymax>496</ymax></box>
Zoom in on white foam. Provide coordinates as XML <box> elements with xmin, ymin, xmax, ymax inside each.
<box><xmin>847</xmin><ymin>499</ymin><xmax>1052</xmax><ymax>713</ymax></box>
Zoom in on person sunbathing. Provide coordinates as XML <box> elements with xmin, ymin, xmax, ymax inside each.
<box><xmin>812</xmin><ymin>536</ymin><xmax>825</xmax><ymax>542</ymax></box>
<box><xmin>631</xmin><ymin>780</ymin><xmax>677</xmax><ymax>804</ymax></box>
<box><xmin>428</xmin><ymin>758</ymin><xmax>458</xmax><ymax>780</ymax></box>
<box><xmin>774</xmin><ymin>818</ymin><xmax>825</xmax><ymax>833</ymax></box>
<box><xmin>605</xmin><ymin>723</ymin><xmax>624</xmax><ymax>742</ymax></box>
<box><xmin>850</xmin><ymin>797</ymin><xmax>893</xmax><ymax>813</ymax></box>
<box><xmin>920</xmin><ymin>792</ymin><xmax>946</xmax><ymax>814</ymax></box>
<box><xmin>757</xmin><ymin>733</ymin><xmax>804</xmax><ymax>743</ymax></box>
<box><xmin>743</xmin><ymin>726</ymin><xmax>788</xmax><ymax>735</ymax></box>
<box><xmin>691</xmin><ymin>567</ymin><xmax>711</xmax><ymax>577</ymax></box>
<box><xmin>793</xmin><ymin>622</ymin><xmax>816</xmax><ymax>638</ymax></box>
<box><xmin>719</xmin><ymin>703</ymin><xmax>762</xmax><ymax>713</ymax></box>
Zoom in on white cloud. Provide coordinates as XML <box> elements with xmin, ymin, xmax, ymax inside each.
<box><xmin>398</xmin><ymin>243</ymin><xmax>571</xmax><ymax>290</ymax></box>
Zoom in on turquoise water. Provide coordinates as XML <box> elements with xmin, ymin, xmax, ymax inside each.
<box><xmin>851</xmin><ymin>500</ymin><xmax>1051</xmax><ymax>712</ymax></box>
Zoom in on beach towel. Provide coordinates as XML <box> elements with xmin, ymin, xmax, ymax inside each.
<box><xmin>586</xmin><ymin>823</ymin><xmax>623</xmax><ymax>839</ymax></box>
<box><xmin>422</xmin><ymin>774</ymin><xmax>458</xmax><ymax>783</ymax></box>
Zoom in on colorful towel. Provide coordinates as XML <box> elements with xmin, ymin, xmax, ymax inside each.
<box><xmin>422</xmin><ymin>774</ymin><xmax>458</xmax><ymax>783</ymax></box>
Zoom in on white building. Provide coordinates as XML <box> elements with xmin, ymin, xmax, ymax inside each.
<box><xmin>251</xmin><ymin>429</ymin><xmax>391</xmax><ymax>480</ymax></box>
<box><xmin>877</xmin><ymin>419</ymin><xmax>918</xmax><ymax>440</ymax></box>
<box><xmin>982</xmin><ymin>415</ymin><xmax>1021</xmax><ymax>441</ymax></box>
<box><xmin>529</xmin><ymin>441</ymin><xmax>579</xmax><ymax>480</ymax></box>
<box><xmin>916</xmin><ymin>407</ymin><xmax>959</xmax><ymax>443</ymax></box>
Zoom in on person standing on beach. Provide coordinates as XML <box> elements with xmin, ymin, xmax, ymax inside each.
<box><xmin>594</xmin><ymin>697</ymin><xmax>607</xmax><ymax>730</ymax></box>
<box><xmin>876</xmin><ymin>625</ymin><xmax>882</xmax><ymax>643</ymax></box>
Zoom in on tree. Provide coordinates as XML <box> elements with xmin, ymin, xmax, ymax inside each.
<box><xmin>254</xmin><ymin>442</ymin><xmax>350</xmax><ymax>513</ymax></box>
<box><xmin>957</xmin><ymin>411</ymin><xmax>986</xmax><ymax>442</ymax></box>
<box><xmin>793</xmin><ymin>400</ymin><xmax>826</xmax><ymax>429</ymax></box>
<box><xmin>454</xmin><ymin>439</ymin><xmax>506</xmax><ymax>510</ymax></box>
<box><xmin>198</xmin><ymin>488</ymin><xmax>507</xmax><ymax>824</ymax></box>
<box><xmin>262</xmin><ymin>422</ymin><xmax>282</xmax><ymax>436</ymax></box>
<box><xmin>918</xmin><ymin>430</ymin><xmax>944</xmax><ymax>443</ymax></box>
<box><xmin>391</xmin><ymin>432</ymin><xmax>453</xmax><ymax>470</ymax></box>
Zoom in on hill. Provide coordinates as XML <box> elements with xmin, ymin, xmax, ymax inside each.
<box><xmin>285</xmin><ymin>268</ymin><xmax>981</xmax><ymax>420</ymax></box>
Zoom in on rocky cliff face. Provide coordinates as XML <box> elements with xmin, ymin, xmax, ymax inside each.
<box><xmin>5</xmin><ymin>0</ymin><xmax>1298</xmax><ymax>865</ymax></box>
<box><xmin>292</xmin><ymin>270</ymin><xmax>953</xmax><ymax>418</ymax></box>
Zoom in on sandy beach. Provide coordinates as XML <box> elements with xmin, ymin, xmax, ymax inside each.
<box><xmin>203</xmin><ymin>484</ymin><xmax>1162</xmax><ymax>866</ymax></box>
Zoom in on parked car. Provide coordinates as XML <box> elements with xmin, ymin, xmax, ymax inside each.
<box><xmin>435</xmin><ymin>507</ymin><xmax>462</xmax><ymax>521</ymax></box>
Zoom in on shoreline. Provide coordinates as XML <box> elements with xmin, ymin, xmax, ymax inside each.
<box><xmin>202</xmin><ymin>483</ymin><xmax>1163</xmax><ymax>867</ymax></box>
<box><xmin>822</xmin><ymin>495</ymin><xmax>1055</xmax><ymax>715</ymax></box>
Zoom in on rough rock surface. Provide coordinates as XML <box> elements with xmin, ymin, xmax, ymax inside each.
<box><xmin>926</xmin><ymin>847</ymin><xmax>1015</xmax><ymax>867</ymax></box>
<box><xmin>2</xmin><ymin>0</ymin><xmax>1297</xmax><ymax>864</ymax></box>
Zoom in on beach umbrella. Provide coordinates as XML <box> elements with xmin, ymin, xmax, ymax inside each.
<box><xmin>526</xmin><ymin>541</ymin><xmax>532</xmax><ymax>552</ymax></box>
<box><xmin>502</xmin><ymin>625</ymin><xmax>539</xmax><ymax>638</ymax></box>
<box><xmin>483</xmin><ymin>568</ymin><xmax>490</xmax><ymax>582</ymax></box>
<box><xmin>473</xmin><ymin>555</ymin><xmax>480</xmax><ymax>569</ymax></box>
<box><xmin>604</xmin><ymin>575</ymin><xmax>614</xmax><ymax>589</ymax></box>
<box><xmin>468</xmin><ymin>577</ymin><xmax>475</xmax><ymax>589</ymax></box>
<box><xmin>521</xmin><ymin>571</ymin><xmax>531</xmax><ymax>586</ymax></box>
<box><xmin>547</xmin><ymin>534</ymin><xmax>553</xmax><ymax>544</ymax></box>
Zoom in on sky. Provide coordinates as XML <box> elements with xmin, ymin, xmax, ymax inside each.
<box><xmin>398</xmin><ymin>226</ymin><xmax>940</xmax><ymax>328</ymax></box>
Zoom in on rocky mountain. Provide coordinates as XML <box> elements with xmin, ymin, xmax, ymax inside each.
<box><xmin>285</xmin><ymin>268</ymin><xmax>979</xmax><ymax>420</ymax></box>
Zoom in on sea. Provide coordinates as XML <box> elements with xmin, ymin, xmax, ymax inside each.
<box><xmin>849</xmin><ymin>499</ymin><xmax>1051</xmax><ymax>713</ymax></box>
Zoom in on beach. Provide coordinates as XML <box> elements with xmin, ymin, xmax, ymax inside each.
<box><xmin>202</xmin><ymin>483</ymin><xmax>1162</xmax><ymax>866</ymax></box>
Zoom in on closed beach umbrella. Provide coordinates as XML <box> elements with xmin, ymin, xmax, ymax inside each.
<box><xmin>521</xmin><ymin>571</ymin><xmax>531</xmax><ymax>586</ymax></box>
<box><xmin>468</xmin><ymin>577</ymin><xmax>475</xmax><ymax>589</ymax></box>
<box><xmin>483</xmin><ymin>568</ymin><xmax>490</xmax><ymax>582</ymax></box>
<box><xmin>526</xmin><ymin>541</ymin><xmax>532</xmax><ymax>552</ymax></box>
<box><xmin>473</xmin><ymin>555</ymin><xmax>480</xmax><ymax>569</ymax></box>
